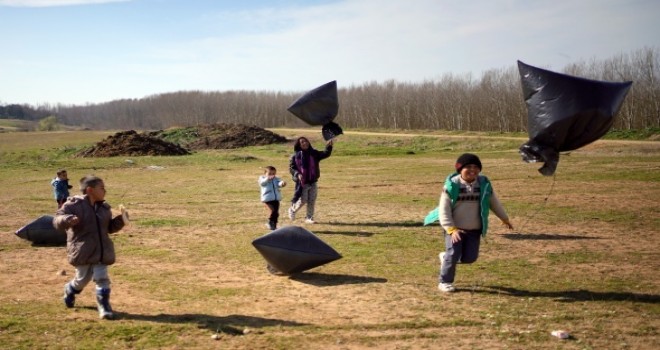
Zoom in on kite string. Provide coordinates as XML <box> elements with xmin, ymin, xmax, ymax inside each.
<box><xmin>514</xmin><ymin>173</ymin><xmax>557</xmax><ymax>234</ymax></box>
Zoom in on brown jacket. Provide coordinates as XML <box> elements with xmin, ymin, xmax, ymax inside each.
<box><xmin>53</xmin><ymin>195</ymin><xmax>125</xmax><ymax>266</ymax></box>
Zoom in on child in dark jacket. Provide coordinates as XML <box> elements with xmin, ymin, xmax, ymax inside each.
<box><xmin>288</xmin><ymin>137</ymin><xmax>334</xmax><ymax>224</ymax></box>
<box><xmin>54</xmin><ymin>175</ymin><xmax>127</xmax><ymax>319</ymax></box>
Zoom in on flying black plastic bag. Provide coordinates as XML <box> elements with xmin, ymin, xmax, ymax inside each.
<box><xmin>287</xmin><ymin>80</ymin><xmax>343</xmax><ymax>140</ymax></box>
<box><xmin>15</xmin><ymin>215</ymin><xmax>66</xmax><ymax>245</ymax></box>
<box><xmin>321</xmin><ymin>121</ymin><xmax>343</xmax><ymax>141</ymax></box>
<box><xmin>517</xmin><ymin>61</ymin><xmax>632</xmax><ymax>176</ymax></box>
<box><xmin>252</xmin><ymin>226</ymin><xmax>342</xmax><ymax>275</ymax></box>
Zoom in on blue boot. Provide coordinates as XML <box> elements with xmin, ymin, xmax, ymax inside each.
<box><xmin>63</xmin><ymin>283</ymin><xmax>80</xmax><ymax>308</ymax></box>
<box><xmin>96</xmin><ymin>288</ymin><xmax>114</xmax><ymax>320</ymax></box>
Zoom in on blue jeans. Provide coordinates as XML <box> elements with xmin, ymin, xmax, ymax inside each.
<box><xmin>439</xmin><ymin>229</ymin><xmax>481</xmax><ymax>284</ymax></box>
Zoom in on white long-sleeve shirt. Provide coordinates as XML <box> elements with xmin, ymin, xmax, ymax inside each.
<box><xmin>439</xmin><ymin>176</ymin><xmax>509</xmax><ymax>231</ymax></box>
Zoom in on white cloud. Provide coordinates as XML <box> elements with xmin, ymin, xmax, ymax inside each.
<box><xmin>1</xmin><ymin>0</ymin><xmax>658</xmax><ymax>105</ymax></box>
<box><xmin>0</xmin><ymin>0</ymin><xmax>130</xmax><ymax>7</ymax></box>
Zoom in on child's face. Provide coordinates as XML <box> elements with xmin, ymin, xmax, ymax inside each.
<box><xmin>87</xmin><ymin>181</ymin><xmax>106</xmax><ymax>202</ymax></box>
<box><xmin>268</xmin><ymin>169</ymin><xmax>276</xmax><ymax>176</ymax></box>
<box><xmin>460</xmin><ymin>164</ymin><xmax>480</xmax><ymax>182</ymax></box>
<box><xmin>299</xmin><ymin>138</ymin><xmax>310</xmax><ymax>150</ymax></box>
<box><xmin>60</xmin><ymin>172</ymin><xmax>68</xmax><ymax>180</ymax></box>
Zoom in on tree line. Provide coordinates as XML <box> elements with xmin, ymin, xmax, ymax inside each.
<box><xmin>5</xmin><ymin>47</ymin><xmax>659</xmax><ymax>132</ymax></box>
<box><xmin>0</xmin><ymin>104</ymin><xmax>52</xmax><ymax>121</ymax></box>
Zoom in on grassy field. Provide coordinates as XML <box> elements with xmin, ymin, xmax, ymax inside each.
<box><xmin>0</xmin><ymin>128</ymin><xmax>658</xmax><ymax>349</ymax></box>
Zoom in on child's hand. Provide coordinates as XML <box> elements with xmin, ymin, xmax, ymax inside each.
<box><xmin>280</xmin><ymin>180</ymin><xmax>287</xmax><ymax>187</ymax></box>
<box><xmin>119</xmin><ymin>204</ymin><xmax>130</xmax><ymax>224</ymax></box>
<box><xmin>66</xmin><ymin>215</ymin><xmax>80</xmax><ymax>226</ymax></box>
<box><xmin>451</xmin><ymin>230</ymin><xmax>464</xmax><ymax>244</ymax></box>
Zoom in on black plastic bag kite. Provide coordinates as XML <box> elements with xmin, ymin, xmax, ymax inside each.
<box><xmin>252</xmin><ymin>226</ymin><xmax>342</xmax><ymax>275</ymax></box>
<box><xmin>517</xmin><ymin>61</ymin><xmax>632</xmax><ymax>176</ymax></box>
<box><xmin>287</xmin><ymin>80</ymin><xmax>343</xmax><ymax>140</ymax></box>
<box><xmin>15</xmin><ymin>215</ymin><xmax>66</xmax><ymax>245</ymax></box>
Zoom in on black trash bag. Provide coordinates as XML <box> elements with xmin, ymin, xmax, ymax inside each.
<box><xmin>321</xmin><ymin>121</ymin><xmax>343</xmax><ymax>141</ymax></box>
<box><xmin>15</xmin><ymin>215</ymin><xmax>66</xmax><ymax>245</ymax></box>
<box><xmin>517</xmin><ymin>61</ymin><xmax>633</xmax><ymax>176</ymax></box>
<box><xmin>252</xmin><ymin>226</ymin><xmax>342</xmax><ymax>275</ymax></box>
<box><xmin>287</xmin><ymin>80</ymin><xmax>343</xmax><ymax>140</ymax></box>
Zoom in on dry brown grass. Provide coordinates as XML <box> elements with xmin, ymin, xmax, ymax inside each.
<box><xmin>0</xmin><ymin>128</ymin><xmax>658</xmax><ymax>349</ymax></box>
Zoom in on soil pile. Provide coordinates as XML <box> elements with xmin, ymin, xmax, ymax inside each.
<box><xmin>76</xmin><ymin>130</ymin><xmax>190</xmax><ymax>157</ymax></box>
<box><xmin>150</xmin><ymin>123</ymin><xmax>288</xmax><ymax>150</ymax></box>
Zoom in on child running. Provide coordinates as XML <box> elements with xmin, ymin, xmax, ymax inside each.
<box><xmin>54</xmin><ymin>175</ymin><xmax>127</xmax><ymax>319</ymax></box>
<box><xmin>438</xmin><ymin>153</ymin><xmax>513</xmax><ymax>292</ymax></box>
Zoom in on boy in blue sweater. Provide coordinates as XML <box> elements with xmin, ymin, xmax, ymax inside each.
<box><xmin>51</xmin><ymin>169</ymin><xmax>73</xmax><ymax>209</ymax></box>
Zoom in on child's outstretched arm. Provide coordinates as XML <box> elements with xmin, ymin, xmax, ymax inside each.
<box><xmin>490</xmin><ymin>191</ymin><xmax>513</xmax><ymax>230</ymax></box>
<box><xmin>258</xmin><ymin>175</ymin><xmax>271</xmax><ymax>186</ymax></box>
<box><xmin>53</xmin><ymin>202</ymin><xmax>80</xmax><ymax>230</ymax></box>
<box><xmin>53</xmin><ymin>214</ymin><xmax>79</xmax><ymax>230</ymax></box>
<box><xmin>108</xmin><ymin>213</ymin><xmax>125</xmax><ymax>234</ymax></box>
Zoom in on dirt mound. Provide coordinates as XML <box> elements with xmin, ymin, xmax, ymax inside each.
<box><xmin>76</xmin><ymin>130</ymin><xmax>190</xmax><ymax>157</ymax></box>
<box><xmin>150</xmin><ymin>123</ymin><xmax>288</xmax><ymax>150</ymax></box>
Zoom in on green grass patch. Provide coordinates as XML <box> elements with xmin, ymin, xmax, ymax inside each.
<box><xmin>0</xmin><ymin>128</ymin><xmax>657</xmax><ymax>350</ymax></box>
<box><xmin>603</xmin><ymin>127</ymin><xmax>660</xmax><ymax>140</ymax></box>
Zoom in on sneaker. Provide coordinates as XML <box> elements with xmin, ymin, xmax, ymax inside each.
<box><xmin>265</xmin><ymin>223</ymin><xmax>272</xmax><ymax>230</ymax></box>
<box><xmin>438</xmin><ymin>282</ymin><xmax>456</xmax><ymax>292</ymax></box>
<box><xmin>304</xmin><ymin>218</ymin><xmax>315</xmax><ymax>224</ymax></box>
<box><xmin>288</xmin><ymin>207</ymin><xmax>296</xmax><ymax>221</ymax></box>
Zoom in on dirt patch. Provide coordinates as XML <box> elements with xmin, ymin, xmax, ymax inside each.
<box><xmin>76</xmin><ymin>130</ymin><xmax>190</xmax><ymax>157</ymax></box>
<box><xmin>148</xmin><ymin>123</ymin><xmax>288</xmax><ymax>150</ymax></box>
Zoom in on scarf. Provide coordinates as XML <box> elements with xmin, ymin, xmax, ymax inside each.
<box><xmin>294</xmin><ymin>150</ymin><xmax>317</xmax><ymax>185</ymax></box>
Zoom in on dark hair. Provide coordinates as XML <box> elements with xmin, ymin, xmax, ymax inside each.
<box><xmin>293</xmin><ymin>137</ymin><xmax>311</xmax><ymax>152</ymax></box>
<box><xmin>79</xmin><ymin>175</ymin><xmax>103</xmax><ymax>194</ymax></box>
<box><xmin>264</xmin><ymin>166</ymin><xmax>276</xmax><ymax>173</ymax></box>
<box><xmin>57</xmin><ymin>169</ymin><xmax>67</xmax><ymax>176</ymax></box>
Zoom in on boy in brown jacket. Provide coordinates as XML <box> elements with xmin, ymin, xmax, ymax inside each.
<box><xmin>54</xmin><ymin>175</ymin><xmax>126</xmax><ymax>319</ymax></box>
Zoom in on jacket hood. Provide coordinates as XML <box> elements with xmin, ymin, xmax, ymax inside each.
<box><xmin>69</xmin><ymin>194</ymin><xmax>110</xmax><ymax>209</ymax></box>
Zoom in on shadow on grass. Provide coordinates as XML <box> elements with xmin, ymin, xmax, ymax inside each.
<box><xmin>326</xmin><ymin>221</ymin><xmax>424</xmax><ymax>228</ymax></box>
<box><xmin>117</xmin><ymin>312</ymin><xmax>308</xmax><ymax>334</ymax></box>
<box><xmin>475</xmin><ymin>285</ymin><xmax>659</xmax><ymax>303</ymax></box>
<box><xmin>290</xmin><ymin>272</ymin><xmax>387</xmax><ymax>287</ymax></box>
<box><xmin>30</xmin><ymin>242</ymin><xmax>66</xmax><ymax>247</ymax></box>
<box><xmin>499</xmin><ymin>233</ymin><xmax>601</xmax><ymax>240</ymax></box>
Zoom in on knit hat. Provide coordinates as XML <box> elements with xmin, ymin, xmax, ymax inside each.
<box><xmin>455</xmin><ymin>153</ymin><xmax>482</xmax><ymax>172</ymax></box>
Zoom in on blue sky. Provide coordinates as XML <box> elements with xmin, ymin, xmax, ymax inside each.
<box><xmin>1</xmin><ymin>0</ymin><xmax>658</xmax><ymax>106</ymax></box>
